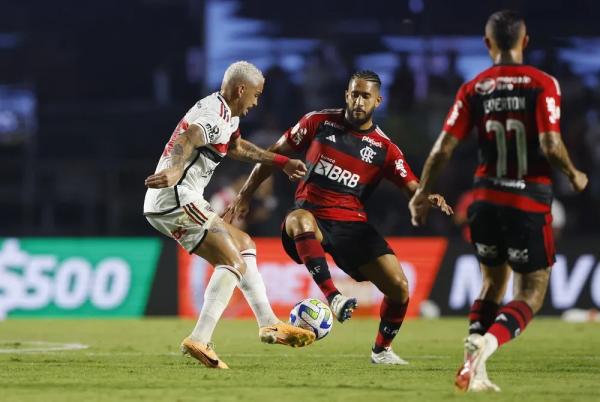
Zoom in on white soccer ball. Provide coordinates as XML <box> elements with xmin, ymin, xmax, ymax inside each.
<box><xmin>289</xmin><ymin>298</ymin><xmax>333</xmax><ymax>340</ymax></box>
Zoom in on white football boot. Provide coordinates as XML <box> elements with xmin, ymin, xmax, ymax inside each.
<box><xmin>329</xmin><ymin>294</ymin><xmax>358</xmax><ymax>322</ymax></box>
<box><xmin>371</xmin><ymin>347</ymin><xmax>409</xmax><ymax>365</ymax></box>
<box><xmin>455</xmin><ymin>334</ymin><xmax>500</xmax><ymax>392</ymax></box>
<box><xmin>471</xmin><ymin>360</ymin><xmax>501</xmax><ymax>392</ymax></box>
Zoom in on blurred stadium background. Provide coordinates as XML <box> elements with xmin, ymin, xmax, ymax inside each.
<box><xmin>1</xmin><ymin>0</ymin><xmax>599</xmax><ymax>327</ymax></box>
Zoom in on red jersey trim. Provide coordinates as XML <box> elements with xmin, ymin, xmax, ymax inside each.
<box><xmin>208</xmin><ymin>143</ymin><xmax>228</xmax><ymax>155</ymax></box>
<box><xmin>472</xmin><ymin>188</ymin><xmax>551</xmax><ymax>213</ymax></box>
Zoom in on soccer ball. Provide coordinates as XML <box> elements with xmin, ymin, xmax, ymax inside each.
<box><xmin>289</xmin><ymin>298</ymin><xmax>333</xmax><ymax>340</ymax></box>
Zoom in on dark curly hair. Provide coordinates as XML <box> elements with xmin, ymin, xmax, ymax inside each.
<box><xmin>350</xmin><ymin>70</ymin><xmax>381</xmax><ymax>88</ymax></box>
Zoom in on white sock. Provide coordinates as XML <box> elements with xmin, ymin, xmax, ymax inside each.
<box><xmin>239</xmin><ymin>249</ymin><xmax>279</xmax><ymax>327</ymax></box>
<box><xmin>190</xmin><ymin>265</ymin><xmax>240</xmax><ymax>344</ymax></box>
<box><xmin>482</xmin><ymin>333</ymin><xmax>499</xmax><ymax>361</ymax></box>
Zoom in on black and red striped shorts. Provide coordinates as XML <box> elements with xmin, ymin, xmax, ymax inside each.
<box><xmin>467</xmin><ymin>201</ymin><xmax>556</xmax><ymax>273</ymax></box>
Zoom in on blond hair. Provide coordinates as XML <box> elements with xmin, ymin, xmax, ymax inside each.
<box><xmin>222</xmin><ymin>61</ymin><xmax>264</xmax><ymax>87</ymax></box>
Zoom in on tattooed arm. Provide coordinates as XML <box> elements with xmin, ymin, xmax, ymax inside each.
<box><xmin>223</xmin><ymin>135</ymin><xmax>303</xmax><ymax>223</ymax></box>
<box><xmin>144</xmin><ymin>124</ymin><xmax>206</xmax><ymax>188</ymax></box>
<box><xmin>228</xmin><ymin>136</ymin><xmax>282</xmax><ymax>164</ymax></box>
<box><xmin>228</xmin><ymin>136</ymin><xmax>307</xmax><ymax>180</ymax></box>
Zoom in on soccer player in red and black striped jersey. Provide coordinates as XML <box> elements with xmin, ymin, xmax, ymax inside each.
<box><xmin>226</xmin><ymin>71</ymin><xmax>452</xmax><ymax>364</ymax></box>
<box><xmin>409</xmin><ymin>10</ymin><xmax>588</xmax><ymax>391</ymax></box>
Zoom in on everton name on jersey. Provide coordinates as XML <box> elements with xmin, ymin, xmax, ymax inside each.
<box><xmin>284</xmin><ymin>109</ymin><xmax>417</xmax><ymax>222</ymax></box>
<box><xmin>144</xmin><ymin>92</ymin><xmax>241</xmax><ymax>215</ymax></box>
<box><xmin>443</xmin><ymin>64</ymin><xmax>562</xmax><ymax>213</ymax></box>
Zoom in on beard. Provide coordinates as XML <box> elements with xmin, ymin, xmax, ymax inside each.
<box><xmin>345</xmin><ymin>106</ymin><xmax>374</xmax><ymax>127</ymax></box>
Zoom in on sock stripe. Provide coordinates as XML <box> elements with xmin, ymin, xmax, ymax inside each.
<box><xmin>515</xmin><ymin>300</ymin><xmax>534</xmax><ymax>321</ymax></box>
<box><xmin>503</xmin><ymin>306</ymin><xmax>525</xmax><ymax>330</ymax></box>
<box><xmin>293</xmin><ymin>231</ymin><xmax>339</xmax><ymax>300</ymax></box>
<box><xmin>215</xmin><ymin>265</ymin><xmax>242</xmax><ymax>281</ymax></box>
<box><xmin>468</xmin><ymin>299</ymin><xmax>500</xmax><ymax>335</ymax></box>
<box><xmin>503</xmin><ymin>306</ymin><xmax>526</xmax><ymax>329</ymax></box>
<box><xmin>375</xmin><ymin>298</ymin><xmax>409</xmax><ymax>349</ymax></box>
<box><xmin>241</xmin><ymin>248</ymin><xmax>257</xmax><ymax>258</ymax></box>
<box><xmin>488</xmin><ymin>300</ymin><xmax>534</xmax><ymax>347</ymax></box>
<box><xmin>293</xmin><ymin>232</ymin><xmax>316</xmax><ymax>241</ymax></box>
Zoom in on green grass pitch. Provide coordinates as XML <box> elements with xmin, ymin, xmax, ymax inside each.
<box><xmin>0</xmin><ymin>318</ymin><xmax>598</xmax><ymax>402</ymax></box>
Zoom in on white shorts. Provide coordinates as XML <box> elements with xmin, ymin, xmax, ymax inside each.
<box><xmin>145</xmin><ymin>199</ymin><xmax>218</xmax><ymax>253</ymax></box>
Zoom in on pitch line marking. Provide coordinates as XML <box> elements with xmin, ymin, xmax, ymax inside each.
<box><xmin>0</xmin><ymin>341</ymin><xmax>89</xmax><ymax>354</ymax></box>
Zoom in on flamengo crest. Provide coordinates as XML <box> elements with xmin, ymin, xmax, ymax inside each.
<box><xmin>360</xmin><ymin>146</ymin><xmax>376</xmax><ymax>163</ymax></box>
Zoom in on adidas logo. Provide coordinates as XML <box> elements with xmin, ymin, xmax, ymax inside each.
<box><xmin>326</xmin><ymin>135</ymin><xmax>336</xmax><ymax>143</ymax></box>
<box><xmin>496</xmin><ymin>313</ymin><xmax>508</xmax><ymax>322</ymax></box>
<box><xmin>469</xmin><ymin>322</ymin><xmax>483</xmax><ymax>331</ymax></box>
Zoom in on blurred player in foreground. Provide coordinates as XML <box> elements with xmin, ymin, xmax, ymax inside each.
<box><xmin>226</xmin><ymin>70</ymin><xmax>452</xmax><ymax>365</ymax></box>
<box><xmin>409</xmin><ymin>10</ymin><xmax>588</xmax><ymax>391</ymax></box>
<box><xmin>144</xmin><ymin>61</ymin><xmax>315</xmax><ymax>369</ymax></box>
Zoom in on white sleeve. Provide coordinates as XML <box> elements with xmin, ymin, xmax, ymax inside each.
<box><xmin>188</xmin><ymin>109</ymin><xmax>229</xmax><ymax>145</ymax></box>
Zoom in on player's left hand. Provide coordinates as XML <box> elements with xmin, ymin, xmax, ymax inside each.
<box><xmin>409</xmin><ymin>189</ymin><xmax>431</xmax><ymax>227</ymax></box>
<box><xmin>144</xmin><ymin>166</ymin><xmax>183</xmax><ymax>188</ymax></box>
<box><xmin>222</xmin><ymin>193</ymin><xmax>251</xmax><ymax>223</ymax></box>
<box><xmin>428</xmin><ymin>194</ymin><xmax>454</xmax><ymax>216</ymax></box>
<box><xmin>283</xmin><ymin>159</ymin><xmax>307</xmax><ymax>181</ymax></box>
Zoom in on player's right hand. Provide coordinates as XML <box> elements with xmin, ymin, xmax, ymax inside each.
<box><xmin>144</xmin><ymin>167</ymin><xmax>183</xmax><ymax>188</ymax></box>
<box><xmin>570</xmin><ymin>170</ymin><xmax>588</xmax><ymax>192</ymax></box>
<box><xmin>283</xmin><ymin>159</ymin><xmax>307</xmax><ymax>182</ymax></box>
<box><xmin>409</xmin><ymin>189</ymin><xmax>431</xmax><ymax>227</ymax></box>
<box><xmin>222</xmin><ymin>194</ymin><xmax>251</xmax><ymax>223</ymax></box>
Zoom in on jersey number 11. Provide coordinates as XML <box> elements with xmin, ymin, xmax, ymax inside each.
<box><xmin>486</xmin><ymin>119</ymin><xmax>527</xmax><ymax>179</ymax></box>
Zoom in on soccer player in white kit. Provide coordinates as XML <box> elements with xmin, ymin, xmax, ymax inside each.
<box><xmin>144</xmin><ymin>61</ymin><xmax>315</xmax><ymax>369</ymax></box>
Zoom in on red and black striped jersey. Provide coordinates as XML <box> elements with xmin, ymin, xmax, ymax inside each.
<box><xmin>283</xmin><ymin>109</ymin><xmax>417</xmax><ymax>222</ymax></box>
<box><xmin>443</xmin><ymin>64</ymin><xmax>561</xmax><ymax>213</ymax></box>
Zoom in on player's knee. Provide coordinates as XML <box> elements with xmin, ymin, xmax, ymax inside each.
<box><xmin>237</xmin><ymin>231</ymin><xmax>255</xmax><ymax>251</ymax></box>
<box><xmin>230</xmin><ymin>257</ymin><xmax>247</xmax><ymax>276</ymax></box>
<box><xmin>385</xmin><ymin>274</ymin><xmax>410</xmax><ymax>302</ymax></box>
<box><xmin>285</xmin><ymin>210</ymin><xmax>316</xmax><ymax>237</ymax></box>
<box><xmin>217</xmin><ymin>253</ymin><xmax>247</xmax><ymax>276</ymax></box>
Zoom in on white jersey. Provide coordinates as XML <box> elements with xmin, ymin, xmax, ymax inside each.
<box><xmin>144</xmin><ymin>92</ymin><xmax>240</xmax><ymax>214</ymax></box>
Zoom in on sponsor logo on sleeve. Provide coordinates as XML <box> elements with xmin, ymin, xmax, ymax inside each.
<box><xmin>395</xmin><ymin>159</ymin><xmax>408</xmax><ymax>177</ymax></box>
<box><xmin>290</xmin><ymin>123</ymin><xmax>307</xmax><ymax>146</ymax></box>
<box><xmin>446</xmin><ymin>100</ymin><xmax>463</xmax><ymax>126</ymax></box>
<box><xmin>545</xmin><ymin>97</ymin><xmax>561</xmax><ymax>124</ymax></box>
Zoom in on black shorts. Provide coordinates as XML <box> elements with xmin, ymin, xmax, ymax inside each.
<box><xmin>281</xmin><ymin>216</ymin><xmax>394</xmax><ymax>282</ymax></box>
<box><xmin>467</xmin><ymin>201</ymin><xmax>556</xmax><ymax>273</ymax></box>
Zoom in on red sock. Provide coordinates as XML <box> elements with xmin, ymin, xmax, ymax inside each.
<box><xmin>487</xmin><ymin>300</ymin><xmax>533</xmax><ymax>347</ymax></box>
<box><xmin>468</xmin><ymin>299</ymin><xmax>500</xmax><ymax>335</ymax></box>
<box><xmin>374</xmin><ymin>297</ymin><xmax>409</xmax><ymax>352</ymax></box>
<box><xmin>294</xmin><ymin>232</ymin><xmax>339</xmax><ymax>301</ymax></box>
